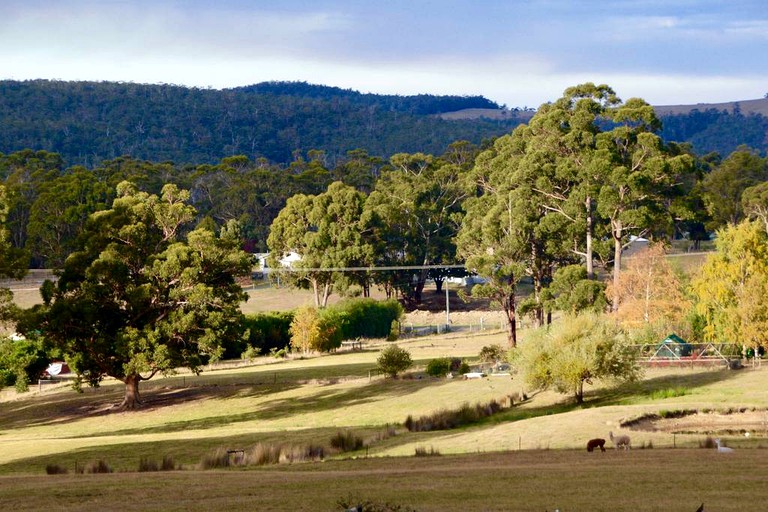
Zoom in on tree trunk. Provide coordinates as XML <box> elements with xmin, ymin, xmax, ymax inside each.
<box><xmin>119</xmin><ymin>374</ymin><xmax>143</xmax><ymax>409</ymax></box>
<box><xmin>585</xmin><ymin>196</ymin><xmax>594</xmax><ymax>279</ymax></box>
<box><xmin>612</xmin><ymin>220</ymin><xmax>623</xmax><ymax>312</ymax></box>
<box><xmin>576</xmin><ymin>379</ymin><xmax>584</xmax><ymax>404</ymax></box>
<box><xmin>503</xmin><ymin>279</ymin><xmax>518</xmax><ymax>348</ymax></box>
<box><xmin>435</xmin><ymin>278</ymin><xmax>444</xmax><ymax>293</ymax></box>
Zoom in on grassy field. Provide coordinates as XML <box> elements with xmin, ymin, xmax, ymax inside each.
<box><xmin>2</xmin><ymin>322</ymin><xmax>768</xmax><ymax>510</ymax></box>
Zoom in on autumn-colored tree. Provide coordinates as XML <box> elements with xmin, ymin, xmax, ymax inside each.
<box><xmin>691</xmin><ymin>221</ymin><xmax>768</xmax><ymax>353</ymax></box>
<box><xmin>606</xmin><ymin>243</ymin><xmax>690</xmax><ymax>332</ymax></box>
<box><xmin>288</xmin><ymin>305</ymin><xmax>322</xmax><ymax>355</ymax></box>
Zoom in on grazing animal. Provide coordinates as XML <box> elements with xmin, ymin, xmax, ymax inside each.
<box><xmin>695</xmin><ymin>503</ymin><xmax>704</xmax><ymax>512</ymax></box>
<box><xmin>586</xmin><ymin>438</ymin><xmax>606</xmax><ymax>452</ymax></box>
<box><xmin>715</xmin><ymin>439</ymin><xmax>733</xmax><ymax>453</ymax></box>
<box><xmin>609</xmin><ymin>431</ymin><xmax>631</xmax><ymax>450</ymax></box>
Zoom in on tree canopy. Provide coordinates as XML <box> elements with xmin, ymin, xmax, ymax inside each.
<box><xmin>22</xmin><ymin>182</ymin><xmax>251</xmax><ymax>409</ymax></box>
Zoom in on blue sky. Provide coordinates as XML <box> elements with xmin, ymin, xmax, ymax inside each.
<box><xmin>1</xmin><ymin>0</ymin><xmax>766</xmax><ymax>108</ymax></box>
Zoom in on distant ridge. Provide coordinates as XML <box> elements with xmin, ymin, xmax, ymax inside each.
<box><xmin>654</xmin><ymin>97</ymin><xmax>768</xmax><ymax>117</ymax></box>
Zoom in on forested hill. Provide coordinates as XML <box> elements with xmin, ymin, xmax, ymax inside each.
<box><xmin>0</xmin><ymin>80</ymin><xmax>520</xmax><ymax>168</ymax></box>
<box><xmin>233</xmin><ymin>81</ymin><xmax>502</xmax><ymax>115</ymax></box>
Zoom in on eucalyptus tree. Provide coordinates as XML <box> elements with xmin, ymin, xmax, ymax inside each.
<box><xmin>523</xmin><ymin>83</ymin><xmax>620</xmax><ymax>279</ymax></box>
<box><xmin>701</xmin><ymin>146</ymin><xmax>768</xmax><ymax>230</ymax></box>
<box><xmin>364</xmin><ymin>152</ymin><xmax>467</xmax><ymax>305</ymax></box>
<box><xmin>597</xmin><ymin>98</ymin><xmax>694</xmax><ymax>310</ymax></box>
<box><xmin>26</xmin><ymin>167</ymin><xmax>112</xmax><ymax>268</ymax></box>
<box><xmin>23</xmin><ymin>182</ymin><xmax>251</xmax><ymax>409</ymax></box>
<box><xmin>267</xmin><ymin>181</ymin><xmax>373</xmax><ymax>307</ymax></box>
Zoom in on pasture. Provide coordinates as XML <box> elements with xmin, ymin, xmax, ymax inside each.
<box><xmin>2</xmin><ymin>325</ymin><xmax>768</xmax><ymax>511</ymax></box>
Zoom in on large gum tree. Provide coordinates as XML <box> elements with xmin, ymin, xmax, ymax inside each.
<box><xmin>25</xmin><ymin>182</ymin><xmax>251</xmax><ymax>409</ymax></box>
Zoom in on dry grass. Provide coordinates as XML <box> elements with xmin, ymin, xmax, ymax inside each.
<box><xmin>0</xmin><ymin>450</ymin><xmax>764</xmax><ymax>511</ymax></box>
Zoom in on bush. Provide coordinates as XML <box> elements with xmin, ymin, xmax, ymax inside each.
<box><xmin>239</xmin><ymin>311</ymin><xmax>294</xmax><ymax>356</ymax></box>
<box><xmin>0</xmin><ymin>335</ymin><xmax>49</xmax><ymax>392</ymax></box>
<box><xmin>45</xmin><ymin>464</ymin><xmax>68</xmax><ymax>475</ymax></box>
<box><xmin>425</xmin><ymin>358</ymin><xmax>452</xmax><ymax>377</ymax></box>
<box><xmin>330</xmin><ymin>431</ymin><xmax>364</xmax><ymax>452</ymax></box>
<box><xmin>377</xmin><ymin>345</ymin><xmax>412</xmax><ymax>378</ymax></box>
<box><xmin>246</xmin><ymin>443</ymin><xmax>282</xmax><ymax>466</ymax></box>
<box><xmin>479</xmin><ymin>344</ymin><xmax>505</xmax><ymax>363</ymax></box>
<box><xmin>289</xmin><ymin>306</ymin><xmax>322</xmax><ymax>354</ymax></box>
<box><xmin>333</xmin><ymin>299</ymin><xmax>404</xmax><ymax>339</ymax></box>
<box><xmin>240</xmin><ymin>345</ymin><xmax>261</xmax><ymax>361</ymax></box>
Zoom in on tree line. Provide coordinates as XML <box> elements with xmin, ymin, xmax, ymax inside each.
<box><xmin>2</xmin><ymin>82</ymin><xmax>768</xmax><ymax>408</ymax></box>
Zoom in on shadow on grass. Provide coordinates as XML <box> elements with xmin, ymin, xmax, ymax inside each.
<box><xmin>0</xmin><ymin>359</ymin><xmax>385</xmax><ymax>430</ymax></box>
<box><xmin>105</xmin><ymin>377</ymin><xmax>443</xmax><ymax>437</ymax></box>
<box><xmin>0</xmin><ymin>426</ymin><xmax>371</xmax><ymax>475</ymax></box>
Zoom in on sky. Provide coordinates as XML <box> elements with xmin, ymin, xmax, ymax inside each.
<box><xmin>1</xmin><ymin>0</ymin><xmax>767</xmax><ymax>109</ymax></box>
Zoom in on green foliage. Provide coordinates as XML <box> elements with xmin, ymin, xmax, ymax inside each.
<box><xmin>512</xmin><ymin>313</ymin><xmax>642</xmax><ymax>404</ymax></box>
<box><xmin>0</xmin><ymin>335</ymin><xmax>49</xmax><ymax>392</ymax></box>
<box><xmin>267</xmin><ymin>182</ymin><xmax>373</xmax><ymax>307</ymax></box>
<box><xmin>691</xmin><ymin>221</ymin><xmax>768</xmax><ymax>348</ymax></box>
<box><xmin>0</xmin><ymin>80</ymin><xmax>517</xmax><ymax>168</ymax></box>
<box><xmin>425</xmin><ymin>357</ymin><xmax>452</xmax><ymax>377</ymax></box>
<box><xmin>240</xmin><ymin>311</ymin><xmax>294</xmax><ymax>355</ymax></box>
<box><xmin>376</xmin><ymin>344</ymin><xmax>412</xmax><ymax>378</ymax></box>
<box><xmin>548</xmin><ymin>265</ymin><xmax>608</xmax><ymax>314</ymax></box>
<box><xmin>23</xmin><ymin>183</ymin><xmax>251</xmax><ymax>408</ymax></box>
<box><xmin>650</xmin><ymin>388</ymin><xmax>689</xmax><ymax>400</ymax></box>
<box><xmin>333</xmin><ymin>298</ymin><xmax>404</xmax><ymax>339</ymax></box>
<box><xmin>316</xmin><ymin>308</ymin><xmax>347</xmax><ymax>352</ymax></box>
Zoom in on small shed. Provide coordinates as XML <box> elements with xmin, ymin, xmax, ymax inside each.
<box><xmin>653</xmin><ymin>334</ymin><xmax>693</xmax><ymax>359</ymax></box>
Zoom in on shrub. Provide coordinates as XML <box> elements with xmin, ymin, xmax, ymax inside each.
<box><xmin>479</xmin><ymin>344</ymin><xmax>505</xmax><ymax>363</ymax></box>
<box><xmin>425</xmin><ymin>357</ymin><xmax>452</xmax><ymax>377</ymax></box>
<box><xmin>699</xmin><ymin>436</ymin><xmax>717</xmax><ymax>449</ymax></box>
<box><xmin>333</xmin><ymin>299</ymin><xmax>404</xmax><ymax>339</ymax></box>
<box><xmin>317</xmin><ymin>308</ymin><xmax>347</xmax><ymax>352</ymax></box>
<box><xmin>239</xmin><ymin>311</ymin><xmax>294</xmax><ymax>356</ymax></box>
<box><xmin>289</xmin><ymin>306</ymin><xmax>322</xmax><ymax>354</ymax></box>
<box><xmin>240</xmin><ymin>345</ymin><xmax>261</xmax><ymax>361</ymax></box>
<box><xmin>377</xmin><ymin>345</ymin><xmax>412</xmax><ymax>378</ymax></box>
<box><xmin>45</xmin><ymin>464</ymin><xmax>68</xmax><ymax>475</ymax></box>
<box><xmin>281</xmin><ymin>444</ymin><xmax>325</xmax><ymax>463</ymax></box>
<box><xmin>330</xmin><ymin>431</ymin><xmax>364</xmax><ymax>452</ymax></box>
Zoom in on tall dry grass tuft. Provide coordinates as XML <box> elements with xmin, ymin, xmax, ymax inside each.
<box><xmin>85</xmin><ymin>460</ymin><xmax>112</xmax><ymax>474</ymax></box>
<box><xmin>405</xmin><ymin>398</ymin><xmax>505</xmax><ymax>432</ymax></box>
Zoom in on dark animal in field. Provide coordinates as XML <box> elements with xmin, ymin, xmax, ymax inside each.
<box><xmin>586</xmin><ymin>438</ymin><xmax>606</xmax><ymax>452</ymax></box>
